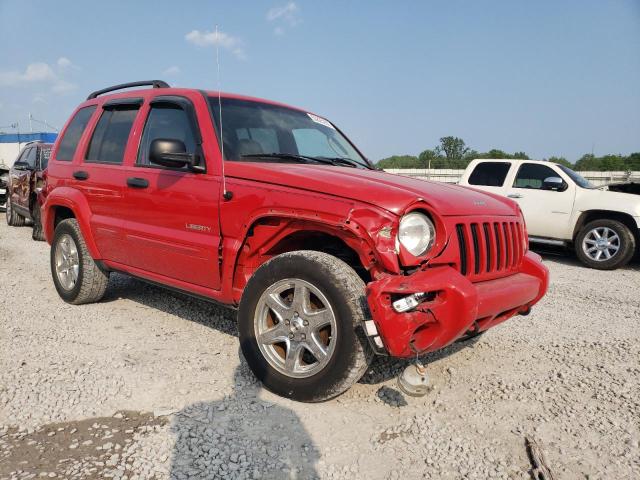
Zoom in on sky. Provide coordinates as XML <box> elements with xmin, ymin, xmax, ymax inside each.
<box><xmin>0</xmin><ymin>0</ymin><xmax>639</xmax><ymax>163</ymax></box>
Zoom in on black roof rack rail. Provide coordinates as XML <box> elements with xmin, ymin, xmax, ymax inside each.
<box><xmin>86</xmin><ymin>80</ymin><xmax>170</xmax><ymax>100</ymax></box>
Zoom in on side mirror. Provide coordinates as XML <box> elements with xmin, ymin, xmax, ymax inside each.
<box><xmin>13</xmin><ymin>161</ymin><xmax>31</xmax><ymax>171</ymax></box>
<box><xmin>542</xmin><ymin>176</ymin><xmax>567</xmax><ymax>192</ymax></box>
<box><xmin>149</xmin><ymin>138</ymin><xmax>202</xmax><ymax>172</ymax></box>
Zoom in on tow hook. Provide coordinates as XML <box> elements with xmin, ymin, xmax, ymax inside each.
<box><xmin>397</xmin><ymin>361</ymin><xmax>430</xmax><ymax>397</ymax></box>
<box><xmin>519</xmin><ymin>306</ymin><xmax>532</xmax><ymax>316</ymax></box>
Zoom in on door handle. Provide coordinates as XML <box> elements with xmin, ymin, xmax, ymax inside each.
<box><xmin>507</xmin><ymin>193</ymin><xmax>523</xmax><ymax>199</ymax></box>
<box><xmin>73</xmin><ymin>170</ymin><xmax>89</xmax><ymax>181</ymax></box>
<box><xmin>127</xmin><ymin>177</ymin><xmax>149</xmax><ymax>189</ymax></box>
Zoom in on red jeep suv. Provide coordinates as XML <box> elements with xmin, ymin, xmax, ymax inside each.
<box><xmin>41</xmin><ymin>81</ymin><xmax>549</xmax><ymax>401</ymax></box>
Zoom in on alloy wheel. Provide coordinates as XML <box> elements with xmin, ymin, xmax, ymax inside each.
<box><xmin>582</xmin><ymin>226</ymin><xmax>620</xmax><ymax>261</ymax></box>
<box><xmin>54</xmin><ymin>233</ymin><xmax>80</xmax><ymax>290</ymax></box>
<box><xmin>254</xmin><ymin>278</ymin><xmax>337</xmax><ymax>378</ymax></box>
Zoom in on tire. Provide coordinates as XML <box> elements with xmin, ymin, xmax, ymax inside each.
<box><xmin>238</xmin><ymin>251</ymin><xmax>374</xmax><ymax>402</ymax></box>
<box><xmin>5</xmin><ymin>196</ymin><xmax>25</xmax><ymax>227</ymax></box>
<box><xmin>50</xmin><ymin>218</ymin><xmax>109</xmax><ymax>304</ymax></box>
<box><xmin>31</xmin><ymin>203</ymin><xmax>45</xmax><ymax>241</ymax></box>
<box><xmin>574</xmin><ymin>219</ymin><xmax>635</xmax><ymax>270</ymax></box>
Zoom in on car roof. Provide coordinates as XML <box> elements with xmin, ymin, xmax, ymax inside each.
<box><xmin>79</xmin><ymin>86</ymin><xmax>307</xmax><ymax>113</ymax></box>
<box><xmin>472</xmin><ymin>158</ymin><xmax>548</xmax><ymax>164</ymax></box>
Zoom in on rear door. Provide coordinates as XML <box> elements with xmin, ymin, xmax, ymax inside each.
<box><xmin>507</xmin><ymin>162</ymin><xmax>575</xmax><ymax>239</ymax></box>
<box><xmin>76</xmin><ymin>99</ymin><xmax>142</xmax><ymax>263</ymax></box>
<box><xmin>463</xmin><ymin>161</ymin><xmax>513</xmax><ymax>196</ymax></box>
<box><xmin>121</xmin><ymin>94</ymin><xmax>222</xmax><ymax>289</ymax></box>
<box><xmin>13</xmin><ymin>147</ymin><xmax>36</xmax><ymax>211</ymax></box>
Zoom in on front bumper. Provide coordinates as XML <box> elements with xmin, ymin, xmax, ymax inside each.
<box><xmin>366</xmin><ymin>251</ymin><xmax>549</xmax><ymax>357</ymax></box>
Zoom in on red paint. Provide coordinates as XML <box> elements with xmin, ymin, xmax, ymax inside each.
<box><xmin>41</xmin><ymin>86</ymin><xmax>549</xmax><ymax>358</ymax></box>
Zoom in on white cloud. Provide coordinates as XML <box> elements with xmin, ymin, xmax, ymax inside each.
<box><xmin>32</xmin><ymin>95</ymin><xmax>47</xmax><ymax>105</ymax></box>
<box><xmin>163</xmin><ymin>65</ymin><xmax>181</xmax><ymax>76</ymax></box>
<box><xmin>0</xmin><ymin>61</ymin><xmax>76</xmax><ymax>94</ymax></box>
<box><xmin>51</xmin><ymin>80</ymin><xmax>77</xmax><ymax>94</ymax></box>
<box><xmin>57</xmin><ymin>56</ymin><xmax>81</xmax><ymax>70</ymax></box>
<box><xmin>185</xmin><ymin>29</ymin><xmax>246</xmax><ymax>60</ymax></box>
<box><xmin>274</xmin><ymin>26</ymin><xmax>285</xmax><ymax>36</ymax></box>
<box><xmin>267</xmin><ymin>1</ymin><xmax>300</xmax><ymax>24</ymax></box>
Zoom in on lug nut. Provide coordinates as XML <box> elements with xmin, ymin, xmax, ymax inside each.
<box><xmin>300</xmin><ymin>333</ymin><xmax>306</xmax><ymax>340</ymax></box>
<box><xmin>303</xmin><ymin>320</ymin><xmax>309</xmax><ymax>326</ymax></box>
<box><xmin>289</xmin><ymin>333</ymin><xmax>294</xmax><ymax>339</ymax></box>
<box><xmin>285</xmin><ymin>319</ymin><xmax>290</xmax><ymax>325</ymax></box>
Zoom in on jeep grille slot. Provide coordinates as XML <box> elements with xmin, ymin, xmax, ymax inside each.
<box><xmin>456</xmin><ymin>220</ymin><xmax>524</xmax><ymax>279</ymax></box>
<box><xmin>456</xmin><ymin>224</ymin><xmax>468</xmax><ymax>275</ymax></box>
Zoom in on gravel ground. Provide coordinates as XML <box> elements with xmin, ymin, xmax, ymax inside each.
<box><xmin>1</xmin><ymin>220</ymin><xmax>639</xmax><ymax>479</ymax></box>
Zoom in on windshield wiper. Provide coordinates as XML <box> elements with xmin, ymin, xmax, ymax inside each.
<box><xmin>316</xmin><ymin>156</ymin><xmax>369</xmax><ymax>169</ymax></box>
<box><xmin>240</xmin><ymin>153</ymin><xmax>336</xmax><ymax>166</ymax></box>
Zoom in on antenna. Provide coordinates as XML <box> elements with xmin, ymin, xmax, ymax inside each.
<box><xmin>216</xmin><ymin>25</ymin><xmax>232</xmax><ymax>200</ymax></box>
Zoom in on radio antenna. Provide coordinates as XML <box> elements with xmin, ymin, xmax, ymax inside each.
<box><xmin>216</xmin><ymin>24</ymin><xmax>231</xmax><ymax>200</ymax></box>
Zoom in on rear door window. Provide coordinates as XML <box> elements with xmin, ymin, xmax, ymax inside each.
<box><xmin>468</xmin><ymin>162</ymin><xmax>511</xmax><ymax>187</ymax></box>
<box><xmin>513</xmin><ymin>163</ymin><xmax>558</xmax><ymax>189</ymax></box>
<box><xmin>56</xmin><ymin>106</ymin><xmax>96</xmax><ymax>161</ymax></box>
<box><xmin>39</xmin><ymin>146</ymin><xmax>52</xmax><ymax>169</ymax></box>
<box><xmin>86</xmin><ymin>106</ymin><xmax>139</xmax><ymax>164</ymax></box>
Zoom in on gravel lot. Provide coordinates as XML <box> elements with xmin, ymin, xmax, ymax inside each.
<box><xmin>1</xmin><ymin>220</ymin><xmax>639</xmax><ymax>479</ymax></box>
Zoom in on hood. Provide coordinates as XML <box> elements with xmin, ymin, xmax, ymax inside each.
<box><xmin>581</xmin><ymin>187</ymin><xmax>640</xmax><ymax>216</ymax></box>
<box><xmin>225</xmin><ymin>162</ymin><xmax>518</xmax><ymax>217</ymax></box>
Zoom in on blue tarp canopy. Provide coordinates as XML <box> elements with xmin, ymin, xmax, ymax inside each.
<box><xmin>0</xmin><ymin>132</ymin><xmax>57</xmax><ymax>143</ymax></box>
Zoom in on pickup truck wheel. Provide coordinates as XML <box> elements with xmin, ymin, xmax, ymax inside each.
<box><xmin>51</xmin><ymin>219</ymin><xmax>109</xmax><ymax>304</ymax></box>
<box><xmin>238</xmin><ymin>251</ymin><xmax>373</xmax><ymax>402</ymax></box>
<box><xmin>31</xmin><ymin>204</ymin><xmax>45</xmax><ymax>241</ymax></box>
<box><xmin>575</xmin><ymin>219</ymin><xmax>635</xmax><ymax>270</ymax></box>
<box><xmin>5</xmin><ymin>196</ymin><xmax>25</xmax><ymax>227</ymax></box>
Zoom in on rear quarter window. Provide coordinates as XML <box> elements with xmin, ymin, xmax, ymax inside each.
<box><xmin>468</xmin><ymin>162</ymin><xmax>511</xmax><ymax>187</ymax></box>
<box><xmin>56</xmin><ymin>106</ymin><xmax>97</xmax><ymax>161</ymax></box>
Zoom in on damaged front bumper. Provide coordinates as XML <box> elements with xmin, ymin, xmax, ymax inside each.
<box><xmin>365</xmin><ymin>251</ymin><xmax>549</xmax><ymax>357</ymax></box>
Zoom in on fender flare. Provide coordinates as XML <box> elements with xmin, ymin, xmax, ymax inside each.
<box><xmin>42</xmin><ymin>187</ymin><xmax>101</xmax><ymax>258</ymax></box>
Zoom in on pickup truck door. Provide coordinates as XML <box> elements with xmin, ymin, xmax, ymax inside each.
<box><xmin>506</xmin><ymin>162</ymin><xmax>576</xmax><ymax>239</ymax></box>
<box><xmin>121</xmin><ymin>94</ymin><xmax>222</xmax><ymax>290</ymax></box>
<box><xmin>10</xmin><ymin>147</ymin><xmax>36</xmax><ymax>212</ymax></box>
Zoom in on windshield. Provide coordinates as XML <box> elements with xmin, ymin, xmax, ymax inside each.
<box><xmin>557</xmin><ymin>164</ymin><xmax>596</xmax><ymax>189</ymax></box>
<box><xmin>208</xmin><ymin>97</ymin><xmax>371</xmax><ymax>169</ymax></box>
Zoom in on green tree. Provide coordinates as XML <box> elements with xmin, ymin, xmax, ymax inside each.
<box><xmin>547</xmin><ymin>156</ymin><xmax>573</xmax><ymax>168</ymax></box>
<box><xmin>418</xmin><ymin>149</ymin><xmax>444</xmax><ymax>169</ymax></box>
<box><xmin>376</xmin><ymin>155</ymin><xmax>420</xmax><ymax>169</ymax></box>
<box><xmin>436</xmin><ymin>136</ymin><xmax>469</xmax><ymax>165</ymax></box>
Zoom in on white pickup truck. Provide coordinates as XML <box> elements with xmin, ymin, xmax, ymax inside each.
<box><xmin>460</xmin><ymin>159</ymin><xmax>640</xmax><ymax>270</ymax></box>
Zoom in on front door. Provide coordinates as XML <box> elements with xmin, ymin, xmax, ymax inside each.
<box><xmin>507</xmin><ymin>162</ymin><xmax>576</xmax><ymax>239</ymax></box>
<box><xmin>122</xmin><ymin>96</ymin><xmax>222</xmax><ymax>290</ymax></box>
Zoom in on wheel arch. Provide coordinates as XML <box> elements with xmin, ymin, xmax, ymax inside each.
<box><xmin>230</xmin><ymin>216</ymin><xmax>384</xmax><ymax>303</ymax></box>
<box><xmin>573</xmin><ymin>210</ymin><xmax>639</xmax><ymax>244</ymax></box>
<box><xmin>43</xmin><ymin>188</ymin><xmax>100</xmax><ymax>258</ymax></box>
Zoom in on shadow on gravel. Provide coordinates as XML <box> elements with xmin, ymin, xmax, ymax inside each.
<box><xmin>101</xmin><ymin>273</ymin><xmax>239</xmax><ymax>337</ymax></box>
<box><xmin>530</xmin><ymin>245</ymin><xmax>640</xmax><ymax>271</ymax></box>
<box><xmin>169</xmin><ymin>358</ymin><xmax>320</xmax><ymax>480</ymax></box>
<box><xmin>359</xmin><ymin>335</ymin><xmax>482</xmax><ymax>385</ymax></box>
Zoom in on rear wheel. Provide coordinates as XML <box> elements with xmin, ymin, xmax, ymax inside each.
<box><xmin>5</xmin><ymin>196</ymin><xmax>25</xmax><ymax>227</ymax></box>
<box><xmin>31</xmin><ymin>203</ymin><xmax>45</xmax><ymax>241</ymax></box>
<box><xmin>238</xmin><ymin>251</ymin><xmax>373</xmax><ymax>402</ymax></box>
<box><xmin>51</xmin><ymin>218</ymin><xmax>109</xmax><ymax>304</ymax></box>
<box><xmin>575</xmin><ymin>219</ymin><xmax>635</xmax><ymax>270</ymax></box>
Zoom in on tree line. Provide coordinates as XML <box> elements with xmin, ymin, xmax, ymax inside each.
<box><xmin>376</xmin><ymin>136</ymin><xmax>640</xmax><ymax>171</ymax></box>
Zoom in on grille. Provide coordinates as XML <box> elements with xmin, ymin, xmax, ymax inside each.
<box><xmin>456</xmin><ymin>221</ymin><xmax>525</xmax><ymax>277</ymax></box>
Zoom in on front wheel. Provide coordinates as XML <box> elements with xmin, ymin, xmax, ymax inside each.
<box><xmin>6</xmin><ymin>196</ymin><xmax>25</xmax><ymax>227</ymax></box>
<box><xmin>574</xmin><ymin>219</ymin><xmax>635</xmax><ymax>270</ymax></box>
<box><xmin>238</xmin><ymin>251</ymin><xmax>373</xmax><ymax>402</ymax></box>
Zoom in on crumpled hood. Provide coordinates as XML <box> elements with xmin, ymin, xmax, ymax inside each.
<box><xmin>225</xmin><ymin>162</ymin><xmax>518</xmax><ymax>217</ymax></box>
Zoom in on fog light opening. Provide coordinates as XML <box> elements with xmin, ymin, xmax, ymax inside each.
<box><xmin>392</xmin><ymin>292</ymin><xmax>427</xmax><ymax>313</ymax></box>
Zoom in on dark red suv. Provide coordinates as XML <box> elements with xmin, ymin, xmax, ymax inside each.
<box><xmin>5</xmin><ymin>141</ymin><xmax>52</xmax><ymax>240</ymax></box>
<box><xmin>41</xmin><ymin>81</ymin><xmax>549</xmax><ymax>401</ymax></box>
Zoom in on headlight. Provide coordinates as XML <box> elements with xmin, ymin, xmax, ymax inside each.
<box><xmin>397</xmin><ymin>212</ymin><xmax>435</xmax><ymax>256</ymax></box>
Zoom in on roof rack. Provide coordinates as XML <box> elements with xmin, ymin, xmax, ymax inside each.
<box><xmin>86</xmin><ymin>80</ymin><xmax>170</xmax><ymax>100</ymax></box>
